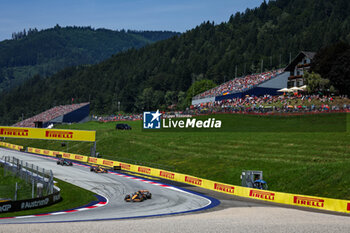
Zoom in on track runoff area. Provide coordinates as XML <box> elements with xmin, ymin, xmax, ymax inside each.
<box><xmin>0</xmin><ymin>148</ymin><xmax>220</xmax><ymax>224</ymax></box>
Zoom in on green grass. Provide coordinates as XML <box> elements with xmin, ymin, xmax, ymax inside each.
<box><xmin>0</xmin><ymin>178</ymin><xmax>97</xmax><ymax>217</ymax></box>
<box><xmin>0</xmin><ymin>166</ymin><xmax>34</xmax><ymax>200</ymax></box>
<box><xmin>5</xmin><ymin>113</ymin><xmax>350</xmax><ymax>200</ymax></box>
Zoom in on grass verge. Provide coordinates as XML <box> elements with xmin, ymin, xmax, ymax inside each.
<box><xmin>0</xmin><ymin>178</ymin><xmax>97</xmax><ymax>217</ymax></box>
<box><xmin>0</xmin><ymin>166</ymin><xmax>34</xmax><ymax>200</ymax></box>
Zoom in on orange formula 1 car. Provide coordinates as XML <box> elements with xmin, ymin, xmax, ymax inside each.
<box><xmin>90</xmin><ymin>165</ymin><xmax>108</xmax><ymax>173</ymax></box>
<box><xmin>124</xmin><ymin>190</ymin><xmax>152</xmax><ymax>202</ymax></box>
<box><xmin>124</xmin><ymin>192</ymin><xmax>144</xmax><ymax>202</ymax></box>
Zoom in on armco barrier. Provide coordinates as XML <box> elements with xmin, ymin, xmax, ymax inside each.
<box><xmin>87</xmin><ymin>157</ymin><xmax>119</xmax><ymax>167</ymax></box>
<box><xmin>5</xmin><ymin>144</ymin><xmax>350</xmax><ymax>214</ymax></box>
<box><xmin>27</xmin><ymin>147</ymin><xmax>88</xmax><ymax>163</ymax></box>
<box><xmin>0</xmin><ymin>142</ymin><xmax>23</xmax><ymax>151</ymax></box>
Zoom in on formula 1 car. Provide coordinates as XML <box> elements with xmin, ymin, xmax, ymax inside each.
<box><xmin>138</xmin><ymin>190</ymin><xmax>152</xmax><ymax>199</ymax></box>
<box><xmin>56</xmin><ymin>158</ymin><xmax>73</xmax><ymax>166</ymax></box>
<box><xmin>90</xmin><ymin>165</ymin><xmax>108</xmax><ymax>173</ymax></box>
<box><xmin>124</xmin><ymin>190</ymin><xmax>152</xmax><ymax>202</ymax></box>
<box><xmin>124</xmin><ymin>192</ymin><xmax>144</xmax><ymax>202</ymax></box>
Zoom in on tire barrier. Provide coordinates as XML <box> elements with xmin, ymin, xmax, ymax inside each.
<box><xmin>2</xmin><ymin>142</ymin><xmax>350</xmax><ymax>214</ymax></box>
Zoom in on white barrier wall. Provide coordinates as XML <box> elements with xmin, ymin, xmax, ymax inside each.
<box><xmin>191</xmin><ymin>96</ymin><xmax>215</xmax><ymax>105</ymax></box>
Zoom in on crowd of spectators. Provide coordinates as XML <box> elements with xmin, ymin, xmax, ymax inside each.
<box><xmin>189</xmin><ymin>95</ymin><xmax>350</xmax><ymax>114</ymax></box>
<box><xmin>95</xmin><ymin>114</ymin><xmax>142</xmax><ymax>122</ymax></box>
<box><xmin>95</xmin><ymin>95</ymin><xmax>350</xmax><ymax>123</ymax></box>
<box><xmin>193</xmin><ymin>69</ymin><xmax>284</xmax><ymax>100</ymax></box>
<box><xmin>14</xmin><ymin>103</ymin><xmax>89</xmax><ymax>127</ymax></box>
<box><xmin>14</xmin><ymin>94</ymin><xmax>349</xmax><ymax>127</ymax></box>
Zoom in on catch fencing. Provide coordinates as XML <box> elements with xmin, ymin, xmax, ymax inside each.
<box><xmin>0</xmin><ymin>156</ymin><xmax>55</xmax><ymax>201</ymax></box>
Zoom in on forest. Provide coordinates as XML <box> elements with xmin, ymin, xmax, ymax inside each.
<box><xmin>0</xmin><ymin>25</ymin><xmax>179</xmax><ymax>92</ymax></box>
<box><xmin>0</xmin><ymin>0</ymin><xmax>349</xmax><ymax>125</ymax></box>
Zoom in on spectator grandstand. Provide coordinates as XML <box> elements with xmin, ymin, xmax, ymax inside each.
<box><xmin>14</xmin><ymin>102</ymin><xmax>90</xmax><ymax>128</ymax></box>
<box><xmin>193</xmin><ymin>69</ymin><xmax>284</xmax><ymax>100</ymax></box>
<box><xmin>189</xmin><ymin>95</ymin><xmax>350</xmax><ymax>114</ymax></box>
<box><xmin>95</xmin><ymin>95</ymin><xmax>350</xmax><ymax>123</ymax></box>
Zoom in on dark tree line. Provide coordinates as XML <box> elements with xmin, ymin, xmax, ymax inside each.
<box><xmin>0</xmin><ymin>26</ymin><xmax>179</xmax><ymax>92</ymax></box>
<box><xmin>11</xmin><ymin>28</ymin><xmax>39</xmax><ymax>40</ymax></box>
<box><xmin>311</xmin><ymin>41</ymin><xmax>350</xmax><ymax>96</ymax></box>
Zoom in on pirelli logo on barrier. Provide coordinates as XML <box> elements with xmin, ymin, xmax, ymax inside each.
<box><xmin>103</xmin><ymin>160</ymin><xmax>114</xmax><ymax>167</ymax></box>
<box><xmin>138</xmin><ymin>166</ymin><xmax>151</xmax><ymax>174</ymax></box>
<box><xmin>0</xmin><ymin>126</ymin><xmax>95</xmax><ymax>142</ymax></box>
<box><xmin>347</xmin><ymin>203</ymin><xmax>350</xmax><ymax>211</ymax></box>
<box><xmin>63</xmin><ymin>153</ymin><xmax>71</xmax><ymax>158</ymax></box>
<box><xmin>0</xmin><ymin>128</ymin><xmax>28</xmax><ymax>137</ymax></box>
<box><xmin>249</xmin><ymin>190</ymin><xmax>275</xmax><ymax>200</ymax></box>
<box><xmin>45</xmin><ymin>131</ymin><xmax>73</xmax><ymax>139</ymax></box>
<box><xmin>35</xmin><ymin>149</ymin><xmax>41</xmax><ymax>153</ymax></box>
<box><xmin>89</xmin><ymin>157</ymin><xmax>98</xmax><ymax>163</ymax></box>
<box><xmin>214</xmin><ymin>183</ymin><xmax>235</xmax><ymax>194</ymax></box>
<box><xmin>0</xmin><ymin>142</ymin><xmax>22</xmax><ymax>151</ymax></box>
<box><xmin>185</xmin><ymin>176</ymin><xmax>202</xmax><ymax>186</ymax></box>
<box><xmin>120</xmin><ymin>163</ymin><xmax>131</xmax><ymax>170</ymax></box>
<box><xmin>43</xmin><ymin>150</ymin><xmax>50</xmax><ymax>155</ymax></box>
<box><xmin>75</xmin><ymin>155</ymin><xmax>84</xmax><ymax>161</ymax></box>
<box><xmin>293</xmin><ymin>196</ymin><xmax>325</xmax><ymax>208</ymax></box>
<box><xmin>159</xmin><ymin>171</ymin><xmax>175</xmax><ymax>180</ymax></box>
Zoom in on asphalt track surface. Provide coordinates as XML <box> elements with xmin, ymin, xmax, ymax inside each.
<box><xmin>0</xmin><ymin>148</ymin><xmax>218</xmax><ymax>224</ymax></box>
<box><xmin>1</xmin><ymin>148</ymin><xmax>350</xmax><ymax>232</ymax></box>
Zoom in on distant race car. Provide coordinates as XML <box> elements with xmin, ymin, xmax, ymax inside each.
<box><xmin>124</xmin><ymin>190</ymin><xmax>152</xmax><ymax>202</ymax></box>
<box><xmin>56</xmin><ymin>158</ymin><xmax>73</xmax><ymax>166</ymax></box>
<box><xmin>90</xmin><ymin>165</ymin><xmax>108</xmax><ymax>173</ymax></box>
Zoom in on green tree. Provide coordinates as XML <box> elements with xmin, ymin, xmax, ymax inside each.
<box><xmin>184</xmin><ymin>79</ymin><xmax>216</xmax><ymax>106</ymax></box>
<box><xmin>311</xmin><ymin>41</ymin><xmax>350</xmax><ymax>95</ymax></box>
<box><xmin>135</xmin><ymin>87</ymin><xmax>154</xmax><ymax>111</ymax></box>
<box><xmin>186</xmin><ymin>79</ymin><xmax>216</xmax><ymax>99</ymax></box>
<box><xmin>304</xmin><ymin>71</ymin><xmax>330</xmax><ymax>94</ymax></box>
<box><xmin>164</xmin><ymin>91</ymin><xmax>177</xmax><ymax>106</ymax></box>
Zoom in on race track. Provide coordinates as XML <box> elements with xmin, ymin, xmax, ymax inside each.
<box><xmin>0</xmin><ymin>148</ymin><xmax>217</xmax><ymax>224</ymax></box>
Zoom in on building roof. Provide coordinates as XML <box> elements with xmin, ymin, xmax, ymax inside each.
<box><xmin>13</xmin><ymin>102</ymin><xmax>90</xmax><ymax>127</ymax></box>
<box><xmin>284</xmin><ymin>51</ymin><xmax>316</xmax><ymax>71</ymax></box>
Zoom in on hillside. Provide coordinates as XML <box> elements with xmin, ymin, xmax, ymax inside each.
<box><xmin>0</xmin><ymin>26</ymin><xmax>179</xmax><ymax>92</ymax></box>
<box><xmin>1</xmin><ymin>0</ymin><xmax>350</xmax><ymax>124</ymax></box>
